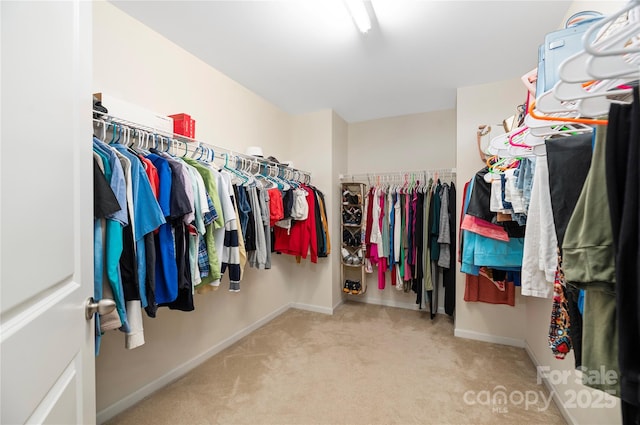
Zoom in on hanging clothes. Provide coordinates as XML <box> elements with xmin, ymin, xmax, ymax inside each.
<box><xmin>521</xmin><ymin>153</ymin><xmax>557</xmax><ymax>299</ymax></box>
<box><xmin>605</xmin><ymin>93</ymin><xmax>640</xmax><ymax>419</ymax></box>
<box><xmin>93</xmin><ymin>138</ymin><xmax>131</xmax><ymax>335</ymax></box>
<box><xmin>273</xmin><ymin>185</ymin><xmax>319</xmax><ymax>263</ymax></box>
<box><xmin>422</xmin><ymin>180</ymin><xmax>433</xmax><ymax>308</ymax></box>
<box><xmin>428</xmin><ymin>182</ymin><xmax>441</xmax><ymax>318</ymax></box>
<box><xmin>562</xmin><ymin>126</ymin><xmax>619</xmax><ymax>395</ymax></box>
<box><xmin>460</xmin><ymin>167</ymin><xmax>524</xmax><ymax>312</ymax></box>
<box><xmin>350</xmin><ymin>172</ymin><xmax>455</xmax><ymax>316</ymax></box>
<box><xmin>545</xmin><ymin>133</ymin><xmax>592</xmax><ymax>368</ymax></box>
<box><xmin>443</xmin><ymin>183</ymin><xmax>456</xmax><ymax>316</ymax></box>
<box><xmin>247</xmin><ymin>185</ymin><xmax>267</xmax><ymax>268</ymax></box>
<box><xmin>93</xmin><ymin>127</ymin><xmax>321</xmax><ymax>355</ymax></box>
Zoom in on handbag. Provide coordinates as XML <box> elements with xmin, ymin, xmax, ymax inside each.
<box><xmin>538</xmin><ymin>11</ymin><xmax>604</xmax><ymax>94</ymax></box>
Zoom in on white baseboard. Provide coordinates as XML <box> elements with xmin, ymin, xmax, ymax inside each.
<box><xmin>290</xmin><ymin>302</ymin><xmax>333</xmax><ymax>315</ymax></box>
<box><xmin>96</xmin><ymin>303</ymin><xmax>291</xmax><ymax>424</ymax></box>
<box><xmin>349</xmin><ymin>295</ymin><xmax>445</xmax><ymax>314</ymax></box>
<box><xmin>331</xmin><ymin>297</ymin><xmax>345</xmax><ymax>313</ymax></box>
<box><xmin>525</xmin><ymin>343</ymin><xmax>577</xmax><ymax>425</ymax></box>
<box><xmin>454</xmin><ymin>328</ymin><xmax>525</xmax><ymax>348</ymax></box>
<box><xmin>349</xmin><ymin>296</ymin><xmax>418</xmax><ymax>310</ymax></box>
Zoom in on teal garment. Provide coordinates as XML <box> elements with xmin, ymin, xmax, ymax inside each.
<box><xmin>94</xmin><ymin>221</ymin><xmax>103</xmax><ymax>355</ymax></box>
<box><xmin>562</xmin><ymin>127</ymin><xmax>616</xmax><ymax>287</ymax></box>
<box><xmin>460</xmin><ymin>175</ymin><xmax>524</xmax><ymax>274</ymax></box>
<box><xmin>105</xmin><ymin>219</ymin><xmax>129</xmax><ymax>332</ymax></box>
<box><xmin>93</xmin><ymin>150</ymin><xmax>111</xmax><ymax>355</ymax></box>
<box><xmin>92</xmin><ymin>145</ymin><xmax>130</xmax><ymax>334</ymax></box>
<box><xmin>93</xmin><ymin>148</ymin><xmax>111</xmax><ymax>298</ymax></box>
<box><xmin>461</xmin><ymin>229</ymin><xmax>524</xmax><ymax>274</ymax></box>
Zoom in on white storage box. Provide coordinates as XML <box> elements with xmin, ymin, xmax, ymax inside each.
<box><xmin>94</xmin><ymin>92</ymin><xmax>174</xmax><ymax>136</ymax></box>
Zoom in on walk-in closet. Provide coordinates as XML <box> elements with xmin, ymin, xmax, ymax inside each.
<box><xmin>2</xmin><ymin>1</ymin><xmax>638</xmax><ymax>425</ymax></box>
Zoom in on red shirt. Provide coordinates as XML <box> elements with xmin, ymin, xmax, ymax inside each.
<box><xmin>138</xmin><ymin>155</ymin><xmax>160</xmax><ymax>200</ymax></box>
<box><xmin>268</xmin><ymin>188</ymin><xmax>284</xmax><ymax>228</ymax></box>
<box><xmin>273</xmin><ymin>186</ymin><xmax>318</xmax><ymax>263</ymax></box>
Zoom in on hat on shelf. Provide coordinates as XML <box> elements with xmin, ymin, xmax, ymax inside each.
<box><xmin>246</xmin><ymin>146</ymin><xmax>263</xmax><ymax>157</ymax></box>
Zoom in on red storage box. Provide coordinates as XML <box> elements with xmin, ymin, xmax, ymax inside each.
<box><xmin>189</xmin><ymin>118</ymin><xmax>196</xmax><ymax>138</ymax></box>
<box><xmin>169</xmin><ymin>113</ymin><xmax>195</xmax><ymax>138</ymax></box>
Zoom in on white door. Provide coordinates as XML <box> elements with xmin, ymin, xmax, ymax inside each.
<box><xmin>1</xmin><ymin>1</ymin><xmax>95</xmax><ymax>424</ymax></box>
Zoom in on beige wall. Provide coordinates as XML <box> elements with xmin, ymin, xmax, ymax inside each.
<box><xmin>347</xmin><ymin>110</ymin><xmax>456</xmax><ymax>174</ymax></box>
<box><xmin>283</xmin><ymin>109</ymin><xmax>349</xmax><ymax>312</ymax></box>
<box><xmin>93</xmin><ymin>2</ymin><xmax>333</xmax><ymax>418</ymax></box>
<box><xmin>331</xmin><ymin>112</ymin><xmax>349</xmax><ymax>308</ymax></box>
<box><xmin>346</xmin><ymin>110</ymin><xmax>456</xmax><ymax>311</ymax></box>
<box><xmin>455</xmin><ymin>78</ymin><xmax>528</xmax><ymax>345</ymax></box>
<box><xmin>287</xmin><ymin>110</ymin><xmax>334</xmax><ymax>311</ymax></box>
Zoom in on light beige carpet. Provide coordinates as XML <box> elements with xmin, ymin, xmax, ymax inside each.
<box><xmin>105</xmin><ymin>302</ymin><xmax>566</xmax><ymax>425</ymax></box>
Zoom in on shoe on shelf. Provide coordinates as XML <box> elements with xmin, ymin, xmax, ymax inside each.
<box><xmin>342</xmin><ymin>190</ymin><xmax>361</xmax><ymax>205</ymax></box>
<box><xmin>342</xmin><ymin>229</ymin><xmax>353</xmax><ymax>246</ymax></box>
<box><xmin>352</xmin><ymin>230</ymin><xmax>362</xmax><ymax>246</ymax></box>
<box><xmin>350</xmin><ymin>280</ymin><xmax>362</xmax><ymax>295</ymax></box>
<box><xmin>351</xmin><ymin>248</ymin><xmax>362</xmax><ymax>265</ymax></box>
<box><xmin>342</xmin><ymin>206</ymin><xmax>362</xmax><ymax>225</ymax></box>
<box><xmin>343</xmin><ymin>280</ymin><xmax>351</xmax><ymax>293</ymax></box>
<box><xmin>341</xmin><ymin>247</ymin><xmax>351</xmax><ymax>263</ymax></box>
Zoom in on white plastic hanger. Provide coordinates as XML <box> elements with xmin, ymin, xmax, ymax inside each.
<box><xmin>559</xmin><ymin>8</ymin><xmax>638</xmax><ymax>82</ymax></box>
<box><xmin>586</xmin><ymin>9</ymin><xmax>640</xmax><ymax>79</ymax></box>
<box><xmin>553</xmin><ymin>78</ymin><xmax>631</xmax><ymax>101</ymax></box>
<box><xmin>583</xmin><ymin>1</ymin><xmax>640</xmax><ymax>57</ymax></box>
<box><xmin>535</xmin><ymin>1</ymin><xmax>638</xmax><ymax>121</ymax></box>
<box><xmin>536</xmin><ymin>88</ymin><xmax>580</xmax><ymax>114</ymax></box>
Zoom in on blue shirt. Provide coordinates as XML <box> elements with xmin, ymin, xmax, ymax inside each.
<box><xmin>147</xmin><ymin>154</ymin><xmax>178</xmax><ymax>304</ymax></box>
<box><xmin>112</xmin><ymin>145</ymin><xmax>166</xmax><ymax>307</ymax></box>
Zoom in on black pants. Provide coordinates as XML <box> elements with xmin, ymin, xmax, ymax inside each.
<box><xmin>606</xmin><ymin>91</ymin><xmax>640</xmax><ymax>422</ymax></box>
<box><xmin>444</xmin><ymin>183</ymin><xmax>456</xmax><ymax>316</ymax></box>
<box><xmin>546</xmin><ymin>134</ymin><xmax>592</xmax><ymax>368</ymax></box>
<box><xmin>545</xmin><ymin>133</ymin><xmax>593</xmax><ymax>247</ymax></box>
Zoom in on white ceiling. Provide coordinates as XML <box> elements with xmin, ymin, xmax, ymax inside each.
<box><xmin>111</xmin><ymin>1</ymin><xmax>572</xmax><ymax>123</ymax></box>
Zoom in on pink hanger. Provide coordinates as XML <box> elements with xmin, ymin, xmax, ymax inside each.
<box><xmin>508</xmin><ymin>126</ymin><xmax>531</xmax><ymax>148</ymax></box>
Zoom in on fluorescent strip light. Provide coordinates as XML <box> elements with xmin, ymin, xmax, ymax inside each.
<box><xmin>344</xmin><ymin>0</ymin><xmax>372</xmax><ymax>33</ymax></box>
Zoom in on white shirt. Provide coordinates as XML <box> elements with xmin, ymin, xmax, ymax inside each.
<box><xmin>521</xmin><ymin>157</ymin><xmax>558</xmax><ymax>298</ymax></box>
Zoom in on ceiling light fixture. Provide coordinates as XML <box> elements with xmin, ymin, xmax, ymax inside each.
<box><xmin>344</xmin><ymin>0</ymin><xmax>372</xmax><ymax>33</ymax></box>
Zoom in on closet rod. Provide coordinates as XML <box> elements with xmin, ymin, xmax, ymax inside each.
<box><xmin>92</xmin><ymin>110</ymin><xmax>312</xmax><ymax>183</ymax></box>
<box><xmin>339</xmin><ymin>168</ymin><xmax>456</xmax><ymax>183</ymax></box>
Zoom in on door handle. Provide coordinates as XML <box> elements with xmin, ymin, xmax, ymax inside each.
<box><xmin>85</xmin><ymin>297</ymin><xmax>116</xmax><ymax>320</ymax></box>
